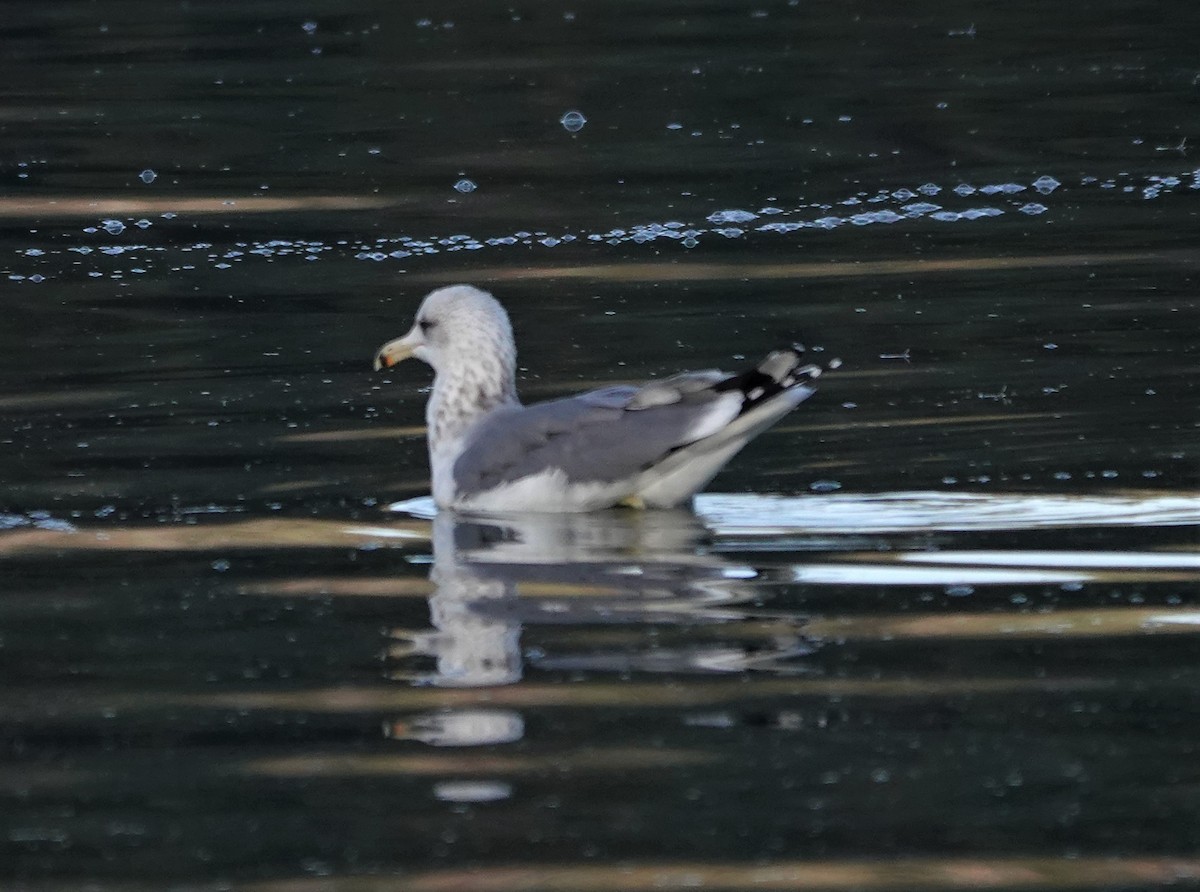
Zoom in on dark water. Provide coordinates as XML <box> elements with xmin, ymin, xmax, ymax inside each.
<box><xmin>3</xmin><ymin>2</ymin><xmax>1199</xmax><ymax>890</ymax></box>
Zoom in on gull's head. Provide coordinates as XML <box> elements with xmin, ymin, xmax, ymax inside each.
<box><xmin>373</xmin><ymin>284</ymin><xmax>515</xmax><ymax>377</ymax></box>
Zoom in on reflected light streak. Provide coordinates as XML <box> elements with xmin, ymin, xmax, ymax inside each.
<box><xmin>244</xmin><ymin>855</ymin><xmax>1200</xmax><ymax>892</ymax></box>
<box><xmin>242</xmin><ymin>746</ymin><xmax>712</xmax><ymax>778</ymax></box>
<box><xmin>805</xmin><ymin>607</ymin><xmax>1200</xmax><ymax>641</ymax></box>
<box><xmin>0</xmin><ymin>195</ymin><xmax>398</xmax><ymax>217</ymax></box>
<box><xmin>453</xmin><ymin>250</ymin><xmax>1179</xmax><ymax>284</ymax></box>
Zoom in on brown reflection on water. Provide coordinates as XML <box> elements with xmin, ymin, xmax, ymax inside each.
<box><xmin>0</xmin><ymin>195</ymin><xmax>397</xmax><ymax>217</ymax></box>
<box><xmin>280</xmin><ymin>425</ymin><xmax>426</xmax><ymax>443</ymax></box>
<box><xmin>447</xmin><ymin>250</ymin><xmax>1195</xmax><ymax>284</ymax></box>
<box><xmin>242</xmin><ymin>746</ymin><xmax>713</xmax><ymax>780</ymax></box>
<box><xmin>246</xmin><ymin>855</ymin><xmax>1200</xmax><ymax>892</ymax></box>
<box><xmin>805</xmin><ymin>607</ymin><xmax>1200</xmax><ymax>641</ymax></box>
<box><xmin>0</xmin><ymin>517</ymin><xmax>429</xmax><ymax>555</ymax></box>
<box><xmin>51</xmin><ymin>675</ymin><xmax>1120</xmax><ymax>720</ymax></box>
<box><xmin>0</xmin><ymin>675</ymin><xmax>1117</xmax><ymax>724</ymax></box>
<box><xmin>239</xmin><ymin>577</ymin><xmax>433</xmax><ymax>599</ymax></box>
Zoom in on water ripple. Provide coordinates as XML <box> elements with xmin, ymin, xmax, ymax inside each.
<box><xmin>697</xmin><ymin>490</ymin><xmax>1200</xmax><ymax>535</ymax></box>
<box><xmin>5</xmin><ymin>168</ymin><xmax>1197</xmax><ymax>283</ymax></box>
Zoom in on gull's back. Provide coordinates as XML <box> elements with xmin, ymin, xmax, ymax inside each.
<box><xmin>449</xmin><ymin>347</ymin><xmax>825</xmax><ymax>512</ymax></box>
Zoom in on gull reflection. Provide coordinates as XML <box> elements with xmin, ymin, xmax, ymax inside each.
<box><xmin>386</xmin><ymin>507</ymin><xmax>812</xmax><ymax>696</ymax></box>
<box><xmin>384</xmin><ymin>709</ymin><xmax>525</xmax><ymax>746</ymax></box>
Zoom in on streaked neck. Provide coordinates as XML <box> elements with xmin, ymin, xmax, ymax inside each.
<box><xmin>427</xmin><ymin>356</ymin><xmax>518</xmax><ymax>453</ymax></box>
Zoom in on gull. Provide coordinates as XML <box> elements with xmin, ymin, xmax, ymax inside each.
<box><xmin>373</xmin><ymin>285</ymin><xmax>831</xmax><ymax>513</ymax></box>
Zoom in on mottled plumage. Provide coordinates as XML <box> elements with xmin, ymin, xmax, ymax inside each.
<box><xmin>373</xmin><ymin>285</ymin><xmax>829</xmax><ymax>513</ymax></box>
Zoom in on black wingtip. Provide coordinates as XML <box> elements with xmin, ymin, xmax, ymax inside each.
<box><xmin>711</xmin><ymin>344</ymin><xmax>839</xmax><ymax>413</ymax></box>
<box><xmin>758</xmin><ymin>344</ymin><xmax>842</xmax><ymax>387</ymax></box>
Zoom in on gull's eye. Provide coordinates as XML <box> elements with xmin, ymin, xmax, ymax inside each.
<box><xmin>418</xmin><ymin>318</ymin><xmax>436</xmax><ymax>333</ymax></box>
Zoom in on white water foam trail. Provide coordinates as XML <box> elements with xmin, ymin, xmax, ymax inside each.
<box><xmin>695</xmin><ymin>490</ymin><xmax>1200</xmax><ymax>535</ymax></box>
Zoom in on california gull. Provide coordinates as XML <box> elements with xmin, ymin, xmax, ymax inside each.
<box><xmin>373</xmin><ymin>285</ymin><xmax>832</xmax><ymax>512</ymax></box>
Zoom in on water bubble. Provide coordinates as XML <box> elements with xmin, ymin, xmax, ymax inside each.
<box><xmin>139</xmin><ymin>169</ymin><xmax>157</xmax><ymax>184</ymax></box>
<box><xmin>559</xmin><ymin>110</ymin><xmax>587</xmax><ymax>132</ymax></box>
<box><xmin>1018</xmin><ymin>203</ymin><xmax>1048</xmax><ymax>215</ymax></box>
<box><xmin>706</xmin><ymin>209</ymin><xmax>758</xmax><ymax>224</ymax></box>
<box><xmin>102</xmin><ymin>219</ymin><xmax>126</xmax><ymax>235</ymax></box>
<box><xmin>962</xmin><ymin>207</ymin><xmax>1003</xmax><ymax>219</ymax></box>
<box><xmin>758</xmin><ymin>221</ymin><xmax>802</xmax><ymax>233</ymax></box>
<box><xmin>851</xmin><ymin>210</ymin><xmax>903</xmax><ymax>225</ymax></box>
<box><xmin>809</xmin><ymin>480</ymin><xmax>842</xmax><ymax>493</ymax></box>
<box><xmin>32</xmin><ymin>514</ymin><xmax>76</xmax><ymax>532</ymax></box>
<box><xmin>453</xmin><ymin>178</ymin><xmax>477</xmax><ymax>193</ymax></box>
<box><xmin>1032</xmin><ymin>175</ymin><xmax>1060</xmax><ymax>194</ymax></box>
<box><xmin>434</xmin><ymin>780</ymin><xmax>512</xmax><ymax>803</ymax></box>
<box><xmin>302</xmin><ymin>20</ymin><xmax>318</xmax><ymax>33</ymax></box>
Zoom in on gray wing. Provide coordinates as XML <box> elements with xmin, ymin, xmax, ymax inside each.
<box><xmin>452</xmin><ymin>376</ymin><xmax>739</xmax><ymax>497</ymax></box>
<box><xmin>452</xmin><ymin>349</ymin><xmax>823</xmax><ymax>499</ymax></box>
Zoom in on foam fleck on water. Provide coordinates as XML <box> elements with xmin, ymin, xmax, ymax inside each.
<box><xmin>901</xmin><ymin>202</ymin><xmax>941</xmax><ymax>216</ymax></box>
<box><xmin>559</xmin><ymin>110</ymin><xmax>587</xmax><ymax>132</ymax></box>
<box><xmin>453</xmin><ymin>178</ymin><xmax>477</xmax><ymax>193</ymax></box>
<box><xmin>1032</xmin><ymin>175</ymin><xmax>1060</xmax><ymax>194</ymax></box>
<box><xmin>706</xmin><ymin>209</ymin><xmax>757</xmax><ymax>224</ymax></box>
<box><xmin>980</xmin><ymin>182</ymin><xmax>1025</xmax><ymax>195</ymax></box>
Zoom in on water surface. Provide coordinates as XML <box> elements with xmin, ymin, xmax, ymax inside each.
<box><xmin>2</xmin><ymin>1</ymin><xmax>1198</xmax><ymax>889</ymax></box>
